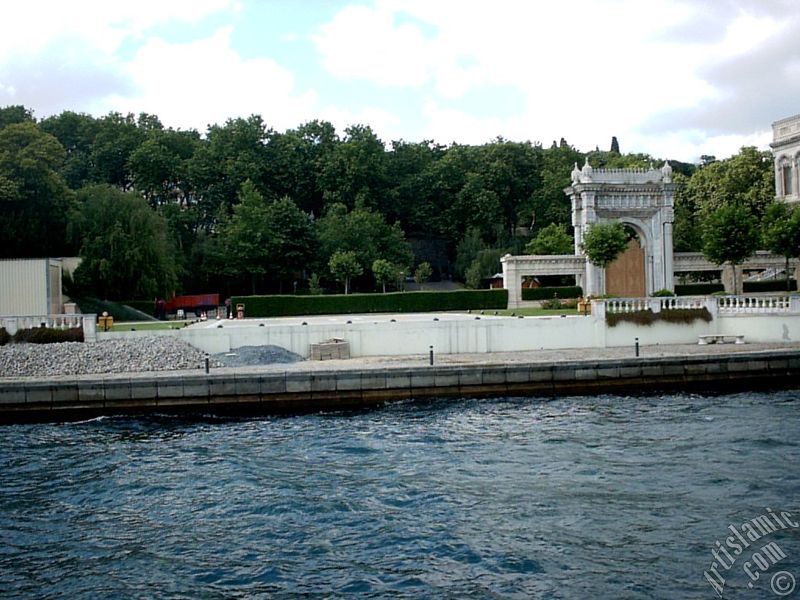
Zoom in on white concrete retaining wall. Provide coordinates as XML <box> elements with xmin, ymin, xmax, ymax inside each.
<box><xmin>176</xmin><ymin>316</ymin><xmax>600</xmax><ymax>357</ymax></box>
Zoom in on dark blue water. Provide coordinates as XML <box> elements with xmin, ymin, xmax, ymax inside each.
<box><xmin>1</xmin><ymin>391</ymin><xmax>799</xmax><ymax>599</ymax></box>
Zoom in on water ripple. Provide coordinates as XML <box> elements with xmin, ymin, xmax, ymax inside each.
<box><xmin>1</xmin><ymin>390</ymin><xmax>799</xmax><ymax>598</ymax></box>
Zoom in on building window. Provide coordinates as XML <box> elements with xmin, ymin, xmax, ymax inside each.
<box><xmin>783</xmin><ymin>164</ymin><xmax>794</xmax><ymax>196</ymax></box>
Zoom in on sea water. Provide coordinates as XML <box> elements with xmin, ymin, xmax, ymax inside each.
<box><xmin>1</xmin><ymin>391</ymin><xmax>799</xmax><ymax>599</ymax></box>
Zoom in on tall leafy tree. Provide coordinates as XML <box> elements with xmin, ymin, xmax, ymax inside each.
<box><xmin>761</xmin><ymin>202</ymin><xmax>800</xmax><ymax>290</ymax></box>
<box><xmin>702</xmin><ymin>204</ymin><xmax>759</xmax><ymax>293</ymax></box>
<box><xmin>90</xmin><ymin>112</ymin><xmax>148</xmax><ymax>189</ymax></box>
<box><xmin>581</xmin><ymin>222</ymin><xmax>628</xmax><ymax>268</ymax></box>
<box><xmin>40</xmin><ymin>110</ymin><xmax>100</xmax><ymax>189</ymax></box>
<box><xmin>329</xmin><ymin>250</ymin><xmax>362</xmax><ymax>294</ymax></box>
<box><xmin>68</xmin><ymin>185</ymin><xmax>178</xmax><ymax>299</ymax></box>
<box><xmin>316</xmin><ymin>203</ymin><xmax>413</xmax><ymax>286</ymax></box>
<box><xmin>0</xmin><ymin>122</ymin><xmax>73</xmax><ymax>257</ymax></box>
<box><xmin>525</xmin><ymin>223</ymin><xmax>574</xmax><ymax>255</ymax></box>
<box><xmin>0</xmin><ymin>105</ymin><xmax>35</xmax><ymax>129</ymax></box>
<box><xmin>188</xmin><ymin>115</ymin><xmax>273</xmax><ymax>228</ymax></box>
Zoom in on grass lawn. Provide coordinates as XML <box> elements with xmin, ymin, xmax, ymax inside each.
<box><xmin>109</xmin><ymin>320</ymin><xmax>193</xmax><ymax>332</ymax></box>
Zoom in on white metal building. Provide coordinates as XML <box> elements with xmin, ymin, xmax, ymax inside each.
<box><xmin>0</xmin><ymin>258</ymin><xmax>66</xmax><ymax>316</ymax></box>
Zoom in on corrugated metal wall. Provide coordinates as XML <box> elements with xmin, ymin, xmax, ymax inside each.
<box><xmin>0</xmin><ymin>259</ymin><xmax>51</xmax><ymax>316</ymax></box>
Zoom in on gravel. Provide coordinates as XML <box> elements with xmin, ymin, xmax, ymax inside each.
<box><xmin>0</xmin><ymin>337</ymin><xmax>216</xmax><ymax>378</ymax></box>
<box><xmin>212</xmin><ymin>345</ymin><xmax>303</xmax><ymax>367</ymax></box>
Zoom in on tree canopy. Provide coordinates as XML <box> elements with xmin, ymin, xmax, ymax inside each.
<box><xmin>0</xmin><ymin>103</ymin><xmax>779</xmax><ymax>299</ymax></box>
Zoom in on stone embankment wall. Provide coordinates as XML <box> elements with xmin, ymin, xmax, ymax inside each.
<box><xmin>2</xmin><ymin>350</ymin><xmax>798</xmax><ymax>424</ymax></box>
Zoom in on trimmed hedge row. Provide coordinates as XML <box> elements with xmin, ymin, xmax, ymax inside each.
<box><xmin>743</xmin><ymin>279</ymin><xmax>797</xmax><ymax>293</ymax></box>
<box><xmin>675</xmin><ymin>283</ymin><xmax>724</xmax><ymax>296</ymax></box>
<box><xmin>12</xmin><ymin>327</ymin><xmax>84</xmax><ymax>344</ymax></box>
<box><xmin>521</xmin><ymin>286</ymin><xmax>583</xmax><ymax>301</ymax></box>
<box><xmin>676</xmin><ymin>280</ymin><xmax>797</xmax><ymax>295</ymax></box>
<box><xmin>606</xmin><ymin>307</ymin><xmax>713</xmax><ymax>328</ymax></box>
<box><xmin>232</xmin><ymin>289</ymin><xmax>509</xmax><ymax>317</ymax></box>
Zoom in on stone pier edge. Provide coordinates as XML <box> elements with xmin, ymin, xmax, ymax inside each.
<box><xmin>1</xmin><ymin>349</ymin><xmax>798</xmax><ymax>424</ymax></box>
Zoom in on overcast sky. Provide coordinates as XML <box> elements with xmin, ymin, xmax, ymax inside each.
<box><xmin>1</xmin><ymin>0</ymin><xmax>798</xmax><ymax>162</ymax></box>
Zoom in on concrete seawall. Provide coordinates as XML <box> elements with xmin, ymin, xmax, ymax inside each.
<box><xmin>2</xmin><ymin>349</ymin><xmax>799</xmax><ymax>424</ymax></box>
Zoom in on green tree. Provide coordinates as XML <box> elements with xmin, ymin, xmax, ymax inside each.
<box><xmin>40</xmin><ymin>110</ymin><xmax>100</xmax><ymax>189</ymax></box>
<box><xmin>90</xmin><ymin>112</ymin><xmax>148</xmax><ymax>189</ymax></box>
<box><xmin>211</xmin><ymin>180</ymin><xmax>315</xmax><ymax>294</ymax></box>
<box><xmin>316</xmin><ymin>203</ymin><xmax>413</xmax><ymax>283</ymax></box>
<box><xmin>581</xmin><ymin>222</ymin><xmax>628</xmax><ymax>268</ymax></box>
<box><xmin>464</xmin><ymin>248</ymin><xmax>504</xmax><ymax>289</ymax></box>
<box><xmin>0</xmin><ymin>105</ymin><xmax>35</xmax><ymax>130</ymax></box>
<box><xmin>0</xmin><ymin>122</ymin><xmax>74</xmax><ymax>257</ymax></box>
<box><xmin>372</xmin><ymin>258</ymin><xmax>398</xmax><ymax>293</ymax></box>
<box><xmin>702</xmin><ymin>204</ymin><xmax>759</xmax><ymax>293</ymax></box>
<box><xmin>762</xmin><ymin>203</ymin><xmax>800</xmax><ymax>290</ymax></box>
<box><xmin>525</xmin><ymin>223</ymin><xmax>574</xmax><ymax>255</ymax></box>
<box><xmin>68</xmin><ymin>185</ymin><xmax>177</xmax><ymax>299</ymax></box>
<box><xmin>414</xmin><ymin>261</ymin><xmax>433</xmax><ymax>289</ymax></box>
<box><xmin>682</xmin><ymin>146</ymin><xmax>774</xmax><ymax>223</ymax></box>
<box><xmin>329</xmin><ymin>250</ymin><xmax>362</xmax><ymax>294</ymax></box>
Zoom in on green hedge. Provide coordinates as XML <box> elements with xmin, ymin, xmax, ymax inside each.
<box><xmin>675</xmin><ymin>283</ymin><xmax>724</xmax><ymax>296</ymax></box>
<box><xmin>232</xmin><ymin>289</ymin><xmax>509</xmax><ymax>317</ymax></box>
<box><xmin>521</xmin><ymin>286</ymin><xmax>583</xmax><ymax>301</ymax></box>
<box><xmin>13</xmin><ymin>327</ymin><xmax>84</xmax><ymax>344</ymax></box>
<box><xmin>606</xmin><ymin>307</ymin><xmax>713</xmax><ymax>328</ymax></box>
<box><xmin>743</xmin><ymin>279</ymin><xmax>797</xmax><ymax>293</ymax></box>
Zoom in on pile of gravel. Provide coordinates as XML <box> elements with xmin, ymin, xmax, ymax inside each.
<box><xmin>0</xmin><ymin>337</ymin><xmax>217</xmax><ymax>378</ymax></box>
<box><xmin>212</xmin><ymin>345</ymin><xmax>303</xmax><ymax>367</ymax></box>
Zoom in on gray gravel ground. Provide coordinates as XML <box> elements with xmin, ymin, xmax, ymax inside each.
<box><xmin>0</xmin><ymin>337</ymin><xmax>217</xmax><ymax>378</ymax></box>
<box><xmin>212</xmin><ymin>345</ymin><xmax>303</xmax><ymax>367</ymax></box>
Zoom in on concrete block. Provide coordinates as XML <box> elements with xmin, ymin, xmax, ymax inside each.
<box><xmin>311</xmin><ymin>374</ymin><xmax>337</xmax><ymax>392</ymax></box>
<box><xmin>458</xmin><ymin>369</ymin><xmax>482</xmax><ymax>387</ymax></box>
<box><xmin>286</xmin><ymin>374</ymin><xmax>312</xmax><ymax>393</ymax></box>
<box><xmin>130</xmin><ymin>381</ymin><xmax>157</xmax><ymax>400</ymax></box>
<box><xmin>506</xmin><ymin>366</ymin><xmax>530</xmax><ymax>383</ymax></box>
<box><xmin>410</xmin><ymin>372</ymin><xmax>435</xmax><ymax>389</ymax></box>
<box><xmin>618</xmin><ymin>365</ymin><xmax>641</xmax><ymax>378</ymax></box>
<box><xmin>209</xmin><ymin>377</ymin><xmax>236</xmax><ymax>397</ymax></box>
<box><xmin>684</xmin><ymin>362</ymin><xmax>707</xmax><ymax>375</ymax></box>
<box><xmin>157</xmin><ymin>378</ymin><xmax>184</xmax><ymax>399</ymax></box>
<box><xmin>596</xmin><ymin>366</ymin><xmax>620</xmax><ymax>379</ymax></box>
<box><xmin>77</xmin><ymin>382</ymin><xmax>105</xmax><ymax>403</ymax></box>
<box><xmin>745</xmin><ymin>361</ymin><xmax>768</xmax><ymax>372</ymax></box>
<box><xmin>385</xmin><ymin>371</ymin><xmax>411</xmax><ymax>390</ymax></box>
<box><xmin>361</xmin><ymin>371</ymin><xmax>386</xmax><ymax>390</ymax></box>
<box><xmin>0</xmin><ymin>387</ymin><xmax>26</xmax><ymax>405</ymax></box>
<box><xmin>103</xmin><ymin>381</ymin><xmax>131</xmax><ymax>401</ymax></box>
<box><xmin>769</xmin><ymin>359</ymin><xmax>789</xmax><ymax>371</ymax></box>
<box><xmin>336</xmin><ymin>373</ymin><xmax>363</xmax><ymax>391</ymax></box>
<box><xmin>552</xmin><ymin>366</ymin><xmax>577</xmax><ymax>381</ymax></box>
<box><xmin>259</xmin><ymin>375</ymin><xmax>286</xmax><ymax>394</ymax></box>
<box><xmin>481</xmin><ymin>367</ymin><xmax>506</xmax><ymax>384</ymax></box>
<box><xmin>25</xmin><ymin>383</ymin><xmax>52</xmax><ymax>405</ymax></box>
<box><xmin>662</xmin><ymin>364</ymin><xmax>685</xmax><ymax>376</ymax></box>
<box><xmin>182</xmin><ymin>376</ymin><xmax>210</xmax><ymax>399</ymax></box>
<box><xmin>641</xmin><ymin>365</ymin><xmax>664</xmax><ymax>377</ymax></box>
<box><xmin>528</xmin><ymin>367</ymin><xmax>553</xmax><ymax>382</ymax></box>
<box><xmin>234</xmin><ymin>375</ymin><xmax>260</xmax><ymax>395</ymax></box>
<box><xmin>433</xmin><ymin>369</ymin><xmax>459</xmax><ymax>387</ymax></box>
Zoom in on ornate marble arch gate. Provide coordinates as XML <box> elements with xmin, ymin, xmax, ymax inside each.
<box><xmin>502</xmin><ymin>161</ymin><xmax>679</xmax><ymax>305</ymax></box>
<box><xmin>566</xmin><ymin>160</ymin><xmax>678</xmax><ymax>296</ymax></box>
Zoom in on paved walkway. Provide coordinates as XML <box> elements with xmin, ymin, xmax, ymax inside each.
<box><xmin>251</xmin><ymin>341</ymin><xmax>800</xmax><ymax>373</ymax></box>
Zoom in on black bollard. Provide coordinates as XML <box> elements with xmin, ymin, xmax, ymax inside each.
<box><xmin>635</xmin><ymin>337</ymin><xmax>640</xmax><ymax>357</ymax></box>
<box><xmin>429</xmin><ymin>345</ymin><xmax>434</xmax><ymax>366</ymax></box>
<box><xmin>204</xmin><ymin>355</ymin><xmax>210</xmax><ymax>374</ymax></box>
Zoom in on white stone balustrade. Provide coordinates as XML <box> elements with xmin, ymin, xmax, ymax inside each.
<box><xmin>1</xmin><ymin>314</ymin><xmax>97</xmax><ymax>341</ymax></box>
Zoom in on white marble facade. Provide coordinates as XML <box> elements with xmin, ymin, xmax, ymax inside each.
<box><xmin>564</xmin><ymin>160</ymin><xmax>678</xmax><ymax>296</ymax></box>
<box><xmin>772</xmin><ymin>113</ymin><xmax>800</xmax><ymax>204</ymax></box>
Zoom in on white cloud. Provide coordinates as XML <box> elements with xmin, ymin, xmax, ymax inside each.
<box><xmin>112</xmin><ymin>28</ymin><xmax>318</xmax><ymax>132</ymax></box>
<box><xmin>314</xmin><ymin>0</ymin><xmax>794</xmax><ymax>160</ymax></box>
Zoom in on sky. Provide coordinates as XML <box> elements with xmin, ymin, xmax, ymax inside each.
<box><xmin>1</xmin><ymin>0</ymin><xmax>798</xmax><ymax>162</ymax></box>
